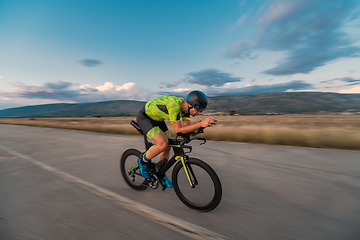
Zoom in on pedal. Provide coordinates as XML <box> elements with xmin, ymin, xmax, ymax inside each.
<box><xmin>148</xmin><ymin>176</ymin><xmax>159</xmax><ymax>189</ymax></box>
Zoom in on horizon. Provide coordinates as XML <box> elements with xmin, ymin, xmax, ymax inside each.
<box><xmin>1</xmin><ymin>91</ymin><xmax>359</xmax><ymax>112</ymax></box>
<box><xmin>1</xmin><ymin>0</ymin><xmax>360</xmax><ymax>110</ymax></box>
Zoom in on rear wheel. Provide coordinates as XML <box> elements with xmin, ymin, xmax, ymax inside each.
<box><xmin>120</xmin><ymin>149</ymin><xmax>148</xmax><ymax>191</ymax></box>
<box><xmin>172</xmin><ymin>158</ymin><xmax>222</xmax><ymax>211</ymax></box>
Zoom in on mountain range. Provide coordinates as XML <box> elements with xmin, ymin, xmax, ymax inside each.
<box><xmin>1</xmin><ymin>92</ymin><xmax>360</xmax><ymax>117</ymax></box>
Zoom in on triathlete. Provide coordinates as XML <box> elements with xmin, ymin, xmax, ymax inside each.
<box><xmin>136</xmin><ymin>90</ymin><xmax>215</xmax><ymax>188</ymax></box>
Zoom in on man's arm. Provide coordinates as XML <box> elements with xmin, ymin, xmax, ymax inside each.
<box><xmin>171</xmin><ymin>117</ymin><xmax>215</xmax><ymax>134</ymax></box>
<box><xmin>182</xmin><ymin>119</ymin><xmax>191</xmax><ymax>126</ymax></box>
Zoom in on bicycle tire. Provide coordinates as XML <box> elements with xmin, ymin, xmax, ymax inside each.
<box><xmin>172</xmin><ymin>158</ymin><xmax>222</xmax><ymax>211</ymax></box>
<box><xmin>120</xmin><ymin>149</ymin><xmax>148</xmax><ymax>191</ymax></box>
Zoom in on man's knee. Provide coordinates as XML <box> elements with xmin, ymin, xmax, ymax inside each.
<box><xmin>162</xmin><ymin>146</ymin><xmax>171</xmax><ymax>155</ymax></box>
<box><xmin>152</xmin><ymin>132</ymin><xmax>169</xmax><ymax>151</ymax></box>
<box><xmin>157</xmin><ymin>138</ymin><xmax>169</xmax><ymax>151</ymax></box>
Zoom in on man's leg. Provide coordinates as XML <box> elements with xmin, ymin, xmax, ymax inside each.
<box><xmin>143</xmin><ymin>132</ymin><xmax>168</xmax><ymax>160</ymax></box>
<box><xmin>139</xmin><ymin>133</ymin><xmax>173</xmax><ymax>187</ymax></box>
<box><xmin>138</xmin><ymin>132</ymin><xmax>167</xmax><ymax>179</ymax></box>
<box><xmin>160</xmin><ymin>146</ymin><xmax>171</xmax><ymax>161</ymax></box>
<box><xmin>156</xmin><ymin>144</ymin><xmax>173</xmax><ymax>188</ymax></box>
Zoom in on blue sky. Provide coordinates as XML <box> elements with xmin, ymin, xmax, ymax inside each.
<box><xmin>1</xmin><ymin>0</ymin><xmax>360</xmax><ymax>110</ymax></box>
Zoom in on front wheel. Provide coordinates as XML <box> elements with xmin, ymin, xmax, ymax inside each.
<box><xmin>120</xmin><ymin>149</ymin><xmax>148</xmax><ymax>191</ymax></box>
<box><xmin>172</xmin><ymin>158</ymin><xmax>222</xmax><ymax>211</ymax></box>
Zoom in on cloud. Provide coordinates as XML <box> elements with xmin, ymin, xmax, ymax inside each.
<box><xmin>227</xmin><ymin>0</ymin><xmax>360</xmax><ymax>75</ymax></box>
<box><xmin>20</xmin><ymin>82</ymin><xmax>86</xmax><ymax>100</ymax></box>
<box><xmin>339</xmin><ymin>84</ymin><xmax>360</xmax><ymax>93</ymax></box>
<box><xmin>320</xmin><ymin>77</ymin><xmax>360</xmax><ymax>85</ymax></box>
<box><xmin>160</xmin><ymin>69</ymin><xmax>242</xmax><ymax>88</ymax></box>
<box><xmin>335</xmin><ymin>77</ymin><xmax>360</xmax><ymax>83</ymax></box>
<box><xmin>44</xmin><ymin>80</ymin><xmax>73</xmax><ymax>90</ymax></box>
<box><xmin>157</xmin><ymin>80</ymin><xmax>313</xmax><ymax>96</ymax></box>
<box><xmin>225</xmin><ymin>41</ymin><xmax>253</xmax><ymax>59</ymax></box>
<box><xmin>159</xmin><ymin>79</ymin><xmax>186</xmax><ymax>88</ymax></box>
<box><xmin>186</xmin><ymin>69</ymin><xmax>243</xmax><ymax>87</ymax></box>
<box><xmin>79</xmin><ymin>59</ymin><xmax>103</xmax><ymax>67</ymax></box>
<box><xmin>173</xmin><ymin>88</ymin><xmax>192</xmax><ymax>93</ymax></box>
<box><xmin>228</xmin><ymin>14</ymin><xmax>247</xmax><ymax>32</ymax></box>
<box><xmin>0</xmin><ymin>80</ymin><xmax>155</xmax><ymax>106</ymax></box>
<box><xmin>208</xmin><ymin>80</ymin><xmax>313</xmax><ymax>95</ymax></box>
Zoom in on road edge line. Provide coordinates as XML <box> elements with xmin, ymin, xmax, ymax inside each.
<box><xmin>0</xmin><ymin>145</ymin><xmax>228</xmax><ymax>240</ymax></box>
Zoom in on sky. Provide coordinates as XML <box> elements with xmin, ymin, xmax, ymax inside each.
<box><xmin>1</xmin><ymin>0</ymin><xmax>360</xmax><ymax>110</ymax></box>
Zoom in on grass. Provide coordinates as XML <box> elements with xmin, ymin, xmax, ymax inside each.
<box><xmin>1</xmin><ymin>115</ymin><xmax>359</xmax><ymax>150</ymax></box>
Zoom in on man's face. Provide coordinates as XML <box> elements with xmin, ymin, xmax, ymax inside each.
<box><xmin>189</xmin><ymin>106</ymin><xmax>202</xmax><ymax>117</ymax></box>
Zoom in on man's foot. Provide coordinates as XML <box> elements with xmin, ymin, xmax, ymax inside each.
<box><xmin>137</xmin><ymin>158</ymin><xmax>150</xmax><ymax>179</ymax></box>
<box><xmin>160</xmin><ymin>176</ymin><xmax>173</xmax><ymax>188</ymax></box>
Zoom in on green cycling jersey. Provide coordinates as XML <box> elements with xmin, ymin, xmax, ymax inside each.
<box><xmin>145</xmin><ymin>96</ymin><xmax>190</xmax><ymax>122</ymax></box>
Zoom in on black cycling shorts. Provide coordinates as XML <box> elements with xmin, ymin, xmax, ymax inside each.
<box><xmin>136</xmin><ymin>106</ymin><xmax>170</xmax><ymax>139</ymax></box>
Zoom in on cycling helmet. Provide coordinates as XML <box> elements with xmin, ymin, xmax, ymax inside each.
<box><xmin>186</xmin><ymin>90</ymin><xmax>208</xmax><ymax>112</ymax></box>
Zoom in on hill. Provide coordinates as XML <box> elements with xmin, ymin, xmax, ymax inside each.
<box><xmin>1</xmin><ymin>92</ymin><xmax>360</xmax><ymax>117</ymax></box>
<box><xmin>0</xmin><ymin>100</ymin><xmax>146</xmax><ymax>117</ymax></box>
<box><xmin>207</xmin><ymin>92</ymin><xmax>360</xmax><ymax>115</ymax></box>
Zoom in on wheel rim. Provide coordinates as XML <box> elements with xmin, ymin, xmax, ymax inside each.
<box><xmin>176</xmin><ymin>164</ymin><xmax>216</xmax><ymax>207</ymax></box>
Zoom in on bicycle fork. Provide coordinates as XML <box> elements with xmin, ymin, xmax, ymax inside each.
<box><xmin>178</xmin><ymin>156</ymin><xmax>198</xmax><ymax>188</ymax></box>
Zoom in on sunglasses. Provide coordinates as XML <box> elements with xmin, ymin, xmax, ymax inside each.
<box><xmin>194</xmin><ymin>103</ymin><xmax>205</xmax><ymax>113</ymax></box>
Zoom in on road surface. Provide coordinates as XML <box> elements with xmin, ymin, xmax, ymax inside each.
<box><xmin>1</xmin><ymin>124</ymin><xmax>360</xmax><ymax>239</ymax></box>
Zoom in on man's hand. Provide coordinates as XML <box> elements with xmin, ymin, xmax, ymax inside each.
<box><xmin>172</xmin><ymin>117</ymin><xmax>216</xmax><ymax>134</ymax></box>
<box><xmin>200</xmin><ymin>117</ymin><xmax>216</xmax><ymax>128</ymax></box>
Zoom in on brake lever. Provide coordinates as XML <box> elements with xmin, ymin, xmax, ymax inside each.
<box><xmin>199</xmin><ymin>138</ymin><xmax>206</xmax><ymax>145</ymax></box>
<box><xmin>190</xmin><ymin>137</ymin><xmax>206</xmax><ymax>145</ymax></box>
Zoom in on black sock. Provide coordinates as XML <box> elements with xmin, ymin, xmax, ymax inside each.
<box><xmin>141</xmin><ymin>158</ymin><xmax>151</xmax><ymax>165</ymax></box>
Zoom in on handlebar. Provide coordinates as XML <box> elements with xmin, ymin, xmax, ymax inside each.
<box><xmin>175</xmin><ymin>120</ymin><xmax>216</xmax><ymax>144</ymax></box>
<box><xmin>176</xmin><ymin>127</ymin><xmax>208</xmax><ymax>145</ymax></box>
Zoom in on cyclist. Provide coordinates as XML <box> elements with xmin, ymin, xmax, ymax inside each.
<box><xmin>136</xmin><ymin>90</ymin><xmax>215</xmax><ymax>188</ymax></box>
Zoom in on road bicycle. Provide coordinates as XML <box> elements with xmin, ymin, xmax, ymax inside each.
<box><xmin>120</xmin><ymin>120</ymin><xmax>222</xmax><ymax>211</ymax></box>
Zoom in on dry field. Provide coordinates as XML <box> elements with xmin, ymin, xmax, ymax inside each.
<box><xmin>1</xmin><ymin>115</ymin><xmax>360</xmax><ymax>150</ymax></box>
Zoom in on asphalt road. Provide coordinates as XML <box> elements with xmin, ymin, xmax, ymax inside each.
<box><xmin>0</xmin><ymin>124</ymin><xmax>360</xmax><ymax>240</ymax></box>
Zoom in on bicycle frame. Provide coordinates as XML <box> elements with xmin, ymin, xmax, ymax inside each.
<box><xmin>139</xmin><ymin>140</ymin><xmax>196</xmax><ymax>188</ymax></box>
<box><xmin>130</xmin><ymin>120</ymin><xmax>196</xmax><ymax>188</ymax></box>
<box><xmin>157</xmin><ymin>140</ymin><xmax>196</xmax><ymax>188</ymax></box>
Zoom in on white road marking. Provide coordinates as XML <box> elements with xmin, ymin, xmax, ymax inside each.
<box><xmin>0</xmin><ymin>145</ymin><xmax>228</xmax><ymax>240</ymax></box>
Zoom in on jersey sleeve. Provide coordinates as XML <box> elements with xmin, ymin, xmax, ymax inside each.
<box><xmin>181</xmin><ymin>112</ymin><xmax>190</xmax><ymax>120</ymax></box>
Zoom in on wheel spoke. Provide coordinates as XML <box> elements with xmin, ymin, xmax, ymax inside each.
<box><xmin>120</xmin><ymin>149</ymin><xmax>148</xmax><ymax>191</ymax></box>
